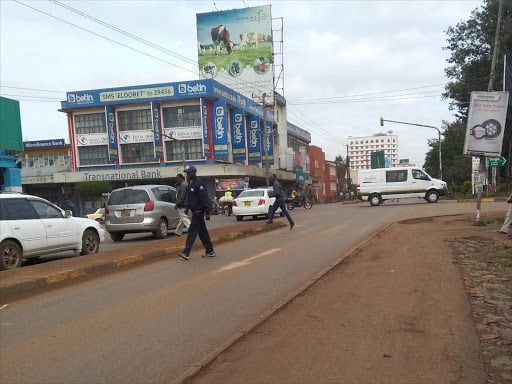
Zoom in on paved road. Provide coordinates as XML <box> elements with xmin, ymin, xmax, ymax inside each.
<box><xmin>1</xmin><ymin>201</ymin><xmax>507</xmax><ymax>384</ymax></box>
<box><xmin>21</xmin><ymin>213</ymin><xmax>239</xmax><ymax>266</ymax></box>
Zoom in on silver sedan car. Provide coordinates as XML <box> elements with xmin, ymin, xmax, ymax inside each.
<box><xmin>105</xmin><ymin>185</ymin><xmax>180</xmax><ymax>242</ymax></box>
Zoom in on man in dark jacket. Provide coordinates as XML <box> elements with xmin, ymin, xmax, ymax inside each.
<box><xmin>266</xmin><ymin>173</ymin><xmax>295</xmax><ymax>229</ymax></box>
<box><xmin>178</xmin><ymin>166</ymin><xmax>215</xmax><ymax>260</ymax></box>
<box><xmin>174</xmin><ymin>174</ymin><xmax>190</xmax><ymax>236</ymax></box>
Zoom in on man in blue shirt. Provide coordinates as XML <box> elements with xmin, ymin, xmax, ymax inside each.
<box><xmin>266</xmin><ymin>173</ymin><xmax>295</xmax><ymax>229</ymax></box>
<box><xmin>178</xmin><ymin>166</ymin><xmax>215</xmax><ymax>260</ymax></box>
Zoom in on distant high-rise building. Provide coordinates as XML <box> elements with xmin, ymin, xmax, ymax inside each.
<box><xmin>347</xmin><ymin>134</ymin><xmax>398</xmax><ymax>171</ymax></box>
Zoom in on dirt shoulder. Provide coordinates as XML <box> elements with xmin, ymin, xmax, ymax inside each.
<box><xmin>190</xmin><ymin>214</ymin><xmax>511</xmax><ymax>384</ymax></box>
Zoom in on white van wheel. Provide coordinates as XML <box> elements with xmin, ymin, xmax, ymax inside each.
<box><xmin>369</xmin><ymin>194</ymin><xmax>382</xmax><ymax>206</ymax></box>
<box><xmin>426</xmin><ymin>190</ymin><xmax>439</xmax><ymax>203</ymax></box>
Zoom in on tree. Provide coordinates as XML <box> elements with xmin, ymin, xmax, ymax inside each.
<box><xmin>424</xmin><ymin>121</ymin><xmax>472</xmax><ymax>185</ymax></box>
<box><xmin>334</xmin><ymin>155</ymin><xmax>348</xmax><ymax>191</ymax></box>
<box><xmin>442</xmin><ymin>0</ymin><xmax>512</xmax><ymax>179</ymax></box>
<box><xmin>74</xmin><ymin>181</ymin><xmax>112</xmax><ymax>199</ymax></box>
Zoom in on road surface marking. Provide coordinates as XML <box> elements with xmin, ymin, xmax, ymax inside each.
<box><xmin>214</xmin><ymin>248</ymin><xmax>282</xmax><ymax>273</ymax></box>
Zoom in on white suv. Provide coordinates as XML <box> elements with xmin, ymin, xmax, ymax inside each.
<box><xmin>0</xmin><ymin>192</ymin><xmax>105</xmax><ymax>270</ymax></box>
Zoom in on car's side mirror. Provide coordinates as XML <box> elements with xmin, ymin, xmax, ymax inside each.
<box><xmin>64</xmin><ymin>210</ymin><xmax>73</xmax><ymax>218</ymax></box>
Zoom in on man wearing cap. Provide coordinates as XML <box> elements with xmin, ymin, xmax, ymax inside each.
<box><xmin>178</xmin><ymin>166</ymin><xmax>215</xmax><ymax>260</ymax></box>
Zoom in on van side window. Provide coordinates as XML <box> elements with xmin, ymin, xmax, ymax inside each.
<box><xmin>412</xmin><ymin>170</ymin><xmax>431</xmax><ymax>181</ymax></box>
<box><xmin>386</xmin><ymin>170</ymin><xmax>408</xmax><ymax>182</ymax></box>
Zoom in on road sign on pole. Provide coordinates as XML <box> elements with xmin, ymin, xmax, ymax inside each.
<box><xmin>488</xmin><ymin>156</ymin><xmax>507</xmax><ymax>167</ymax></box>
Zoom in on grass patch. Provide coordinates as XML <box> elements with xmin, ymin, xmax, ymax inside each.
<box><xmin>199</xmin><ymin>43</ymin><xmax>272</xmax><ymax>72</ymax></box>
<box><xmin>473</xmin><ymin>217</ymin><xmax>499</xmax><ymax>226</ymax></box>
<box><xmin>473</xmin><ymin>221</ymin><xmax>487</xmax><ymax>226</ymax></box>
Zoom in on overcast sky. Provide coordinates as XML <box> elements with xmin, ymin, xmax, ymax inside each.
<box><xmin>1</xmin><ymin>0</ymin><xmax>481</xmax><ymax>166</ymax></box>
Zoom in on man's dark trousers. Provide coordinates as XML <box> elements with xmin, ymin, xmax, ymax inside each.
<box><xmin>184</xmin><ymin>210</ymin><xmax>214</xmax><ymax>255</ymax></box>
<box><xmin>268</xmin><ymin>199</ymin><xmax>294</xmax><ymax>226</ymax></box>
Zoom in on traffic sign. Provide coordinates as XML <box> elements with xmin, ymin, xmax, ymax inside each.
<box><xmin>488</xmin><ymin>156</ymin><xmax>506</xmax><ymax>167</ymax></box>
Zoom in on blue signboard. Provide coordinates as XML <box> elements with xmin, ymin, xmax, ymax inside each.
<box><xmin>105</xmin><ymin>106</ymin><xmax>118</xmax><ymax>162</ymax></box>
<box><xmin>201</xmin><ymin>98</ymin><xmax>210</xmax><ymax>158</ymax></box>
<box><xmin>23</xmin><ymin>139</ymin><xmax>66</xmax><ymax>150</ymax></box>
<box><xmin>247</xmin><ymin>115</ymin><xmax>261</xmax><ymax>164</ymax></box>
<box><xmin>261</xmin><ymin>120</ymin><xmax>274</xmax><ymax>166</ymax></box>
<box><xmin>212</xmin><ymin>100</ymin><xmax>228</xmax><ymax>158</ymax></box>
<box><xmin>61</xmin><ymin>79</ymin><xmax>274</xmax><ymax>121</ymax></box>
<box><xmin>151</xmin><ymin>102</ymin><xmax>163</xmax><ymax>160</ymax></box>
<box><xmin>230</xmin><ymin>108</ymin><xmax>246</xmax><ymax>161</ymax></box>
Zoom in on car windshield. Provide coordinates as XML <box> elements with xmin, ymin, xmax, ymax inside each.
<box><xmin>108</xmin><ymin>189</ymin><xmax>150</xmax><ymax>205</ymax></box>
<box><xmin>237</xmin><ymin>190</ymin><xmax>264</xmax><ymax>198</ymax></box>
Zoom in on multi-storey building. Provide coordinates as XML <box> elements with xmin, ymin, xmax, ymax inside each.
<box><xmin>347</xmin><ymin>134</ymin><xmax>398</xmax><ymax>171</ymax></box>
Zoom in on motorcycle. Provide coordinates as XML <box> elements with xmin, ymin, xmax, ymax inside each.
<box><xmin>211</xmin><ymin>202</ymin><xmax>223</xmax><ymax>215</ymax></box>
<box><xmin>286</xmin><ymin>197</ymin><xmax>312</xmax><ymax>210</ymax></box>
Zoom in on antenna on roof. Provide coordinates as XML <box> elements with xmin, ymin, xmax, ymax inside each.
<box><xmin>243</xmin><ymin>0</ymin><xmax>248</xmax><ymax>7</ymax></box>
<box><xmin>387</xmin><ymin>130</ymin><xmax>393</xmax><ymax>135</ymax></box>
<box><xmin>214</xmin><ymin>2</ymin><xmax>219</xmax><ymax>11</ymax></box>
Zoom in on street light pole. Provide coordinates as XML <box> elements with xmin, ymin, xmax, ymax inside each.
<box><xmin>380</xmin><ymin>118</ymin><xmax>442</xmax><ymax>180</ymax></box>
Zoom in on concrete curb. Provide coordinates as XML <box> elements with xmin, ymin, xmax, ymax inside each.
<box><xmin>169</xmin><ymin>221</ymin><xmax>395</xmax><ymax>384</ymax></box>
<box><xmin>456</xmin><ymin>197</ymin><xmax>507</xmax><ymax>203</ymax></box>
<box><xmin>0</xmin><ymin>222</ymin><xmax>286</xmax><ymax>302</ymax></box>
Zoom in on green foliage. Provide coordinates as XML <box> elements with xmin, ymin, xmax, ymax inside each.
<box><xmin>462</xmin><ymin>180</ymin><xmax>473</xmax><ymax>195</ymax></box>
<box><xmin>74</xmin><ymin>181</ymin><xmax>112</xmax><ymax>199</ymax></box>
<box><xmin>424</xmin><ymin>121</ymin><xmax>472</xmax><ymax>184</ymax></box>
<box><xmin>443</xmin><ymin>0</ymin><xmax>512</xmax><ymax>180</ymax></box>
<box><xmin>499</xmin><ymin>183</ymin><xmax>511</xmax><ymax>192</ymax></box>
<box><xmin>334</xmin><ymin>155</ymin><xmax>348</xmax><ymax>189</ymax></box>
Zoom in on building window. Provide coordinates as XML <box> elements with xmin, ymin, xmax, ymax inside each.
<box><xmin>121</xmin><ymin>142</ymin><xmax>156</xmax><ymax>163</ymax></box>
<box><xmin>118</xmin><ymin>109</ymin><xmax>152</xmax><ymax>131</ymax></box>
<box><xmin>315</xmin><ymin>160</ymin><xmax>319</xmax><ymax>169</ymax></box>
<box><xmin>330</xmin><ymin>181</ymin><xmax>337</xmax><ymax>191</ymax></box>
<box><xmin>165</xmin><ymin>139</ymin><xmax>203</xmax><ymax>161</ymax></box>
<box><xmin>330</xmin><ymin>167</ymin><xmax>336</xmax><ymax>176</ymax></box>
<box><xmin>78</xmin><ymin>146</ymin><xmax>109</xmax><ymax>165</ymax></box>
<box><xmin>75</xmin><ymin>113</ymin><xmax>106</xmax><ymax>135</ymax></box>
<box><xmin>162</xmin><ymin>106</ymin><xmax>201</xmax><ymax>128</ymax></box>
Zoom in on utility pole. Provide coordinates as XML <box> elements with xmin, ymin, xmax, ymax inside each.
<box><xmin>262</xmin><ymin>92</ymin><xmax>270</xmax><ymax>186</ymax></box>
<box><xmin>477</xmin><ymin>0</ymin><xmax>503</xmax><ymax>221</ymax></box>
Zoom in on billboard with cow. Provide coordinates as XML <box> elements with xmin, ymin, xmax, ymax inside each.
<box><xmin>196</xmin><ymin>5</ymin><xmax>273</xmax><ymax>98</ymax></box>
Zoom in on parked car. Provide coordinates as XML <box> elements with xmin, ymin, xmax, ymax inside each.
<box><xmin>86</xmin><ymin>208</ymin><xmax>105</xmax><ymax>222</ymax></box>
<box><xmin>232</xmin><ymin>188</ymin><xmax>283</xmax><ymax>222</ymax></box>
<box><xmin>104</xmin><ymin>185</ymin><xmax>180</xmax><ymax>241</ymax></box>
<box><xmin>357</xmin><ymin>167</ymin><xmax>448</xmax><ymax>206</ymax></box>
<box><xmin>0</xmin><ymin>192</ymin><xmax>105</xmax><ymax>270</ymax></box>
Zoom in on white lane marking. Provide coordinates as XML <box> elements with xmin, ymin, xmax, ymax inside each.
<box><xmin>0</xmin><ymin>304</ymin><xmax>9</xmax><ymax>311</ymax></box>
<box><xmin>214</xmin><ymin>248</ymin><xmax>282</xmax><ymax>273</ymax></box>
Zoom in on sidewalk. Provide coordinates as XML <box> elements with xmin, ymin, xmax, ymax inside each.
<box><xmin>189</xmin><ymin>214</ymin><xmax>511</xmax><ymax>384</ymax></box>
<box><xmin>0</xmin><ymin>220</ymin><xmax>285</xmax><ymax>302</ymax></box>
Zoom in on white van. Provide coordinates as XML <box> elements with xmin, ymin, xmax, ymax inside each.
<box><xmin>357</xmin><ymin>167</ymin><xmax>447</xmax><ymax>206</ymax></box>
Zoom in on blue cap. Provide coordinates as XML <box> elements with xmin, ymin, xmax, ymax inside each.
<box><xmin>184</xmin><ymin>165</ymin><xmax>197</xmax><ymax>173</ymax></box>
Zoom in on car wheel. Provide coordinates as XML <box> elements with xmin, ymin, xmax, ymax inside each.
<box><xmin>0</xmin><ymin>240</ymin><xmax>23</xmax><ymax>270</ymax></box>
<box><xmin>236</xmin><ymin>215</ymin><xmax>244</xmax><ymax>222</ymax></box>
<box><xmin>153</xmin><ymin>218</ymin><xmax>168</xmax><ymax>239</ymax></box>
<box><xmin>304</xmin><ymin>201</ymin><xmax>312</xmax><ymax>209</ymax></box>
<box><xmin>110</xmin><ymin>232</ymin><xmax>125</xmax><ymax>242</ymax></box>
<box><xmin>369</xmin><ymin>194</ymin><xmax>382</xmax><ymax>206</ymax></box>
<box><xmin>80</xmin><ymin>230</ymin><xmax>100</xmax><ymax>256</ymax></box>
<box><xmin>287</xmin><ymin>202</ymin><xmax>295</xmax><ymax>210</ymax></box>
<box><xmin>426</xmin><ymin>190</ymin><xmax>439</xmax><ymax>203</ymax></box>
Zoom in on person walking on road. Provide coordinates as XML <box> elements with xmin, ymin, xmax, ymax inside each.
<box><xmin>178</xmin><ymin>166</ymin><xmax>215</xmax><ymax>260</ymax></box>
<box><xmin>174</xmin><ymin>174</ymin><xmax>191</xmax><ymax>237</ymax></box>
<box><xmin>266</xmin><ymin>173</ymin><xmax>295</xmax><ymax>229</ymax></box>
<box><xmin>497</xmin><ymin>193</ymin><xmax>512</xmax><ymax>234</ymax></box>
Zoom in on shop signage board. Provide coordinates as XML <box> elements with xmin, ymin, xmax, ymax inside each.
<box><xmin>105</xmin><ymin>106</ymin><xmax>118</xmax><ymax>162</ymax></box>
<box><xmin>212</xmin><ymin>100</ymin><xmax>228</xmax><ymax>157</ymax></box>
<box><xmin>247</xmin><ymin>116</ymin><xmax>261</xmax><ymax>164</ymax></box>
<box><xmin>200</xmin><ymin>98</ymin><xmax>210</xmax><ymax>158</ymax></box>
<box><xmin>215</xmin><ymin>177</ymin><xmax>249</xmax><ymax>191</ymax></box>
<box><xmin>23</xmin><ymin>139</ymin><xmax>66</xmax><ymax>150</ymax></box>
<box><xmin>464</xmin><ymin>91</ymin><xmax>509</xmax><ymax>157</ymax></box>
<box><xmin>76</xmin><ymin>134</ymin><xmax>108</xmax><ymax>147</ymax></box>
<box><xmin>261</xmin><ymin>120</ymin><xmax>274</xmax><ymax>165</ymax></box>
<box><xmin>151</xmin><ymin>102</ymin><xmax>163</xmax><ymax>160</ymax></box>
<box><xmin>118</xmin><ymin>131</ymin><xmax>154</xmax><ymax>144</ymax></box>
<box><xmin>163</xmin><ymin>127</ymin><xmax>203</xmax><ymax>141</ymax></box>
<box><xmin>196</xmin><ymin>5</ymin><xmax>273</xmax><ymax>98</ymax></box>
<box><xmin>230</xmin><ymin>108</ymin><xmax>247</xmax><ymax>161</ymax></box>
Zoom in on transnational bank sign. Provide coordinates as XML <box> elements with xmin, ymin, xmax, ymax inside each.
<box><xmin>61</xmin><ymin>79</ymin><xmax>272</xmax><ymax>120</ymax></box>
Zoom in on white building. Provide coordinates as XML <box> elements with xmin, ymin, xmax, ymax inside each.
<box><xmin>347</xmin><ymin>134</ymin><xmax>398</xmax><ymax>170</ymax></box>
